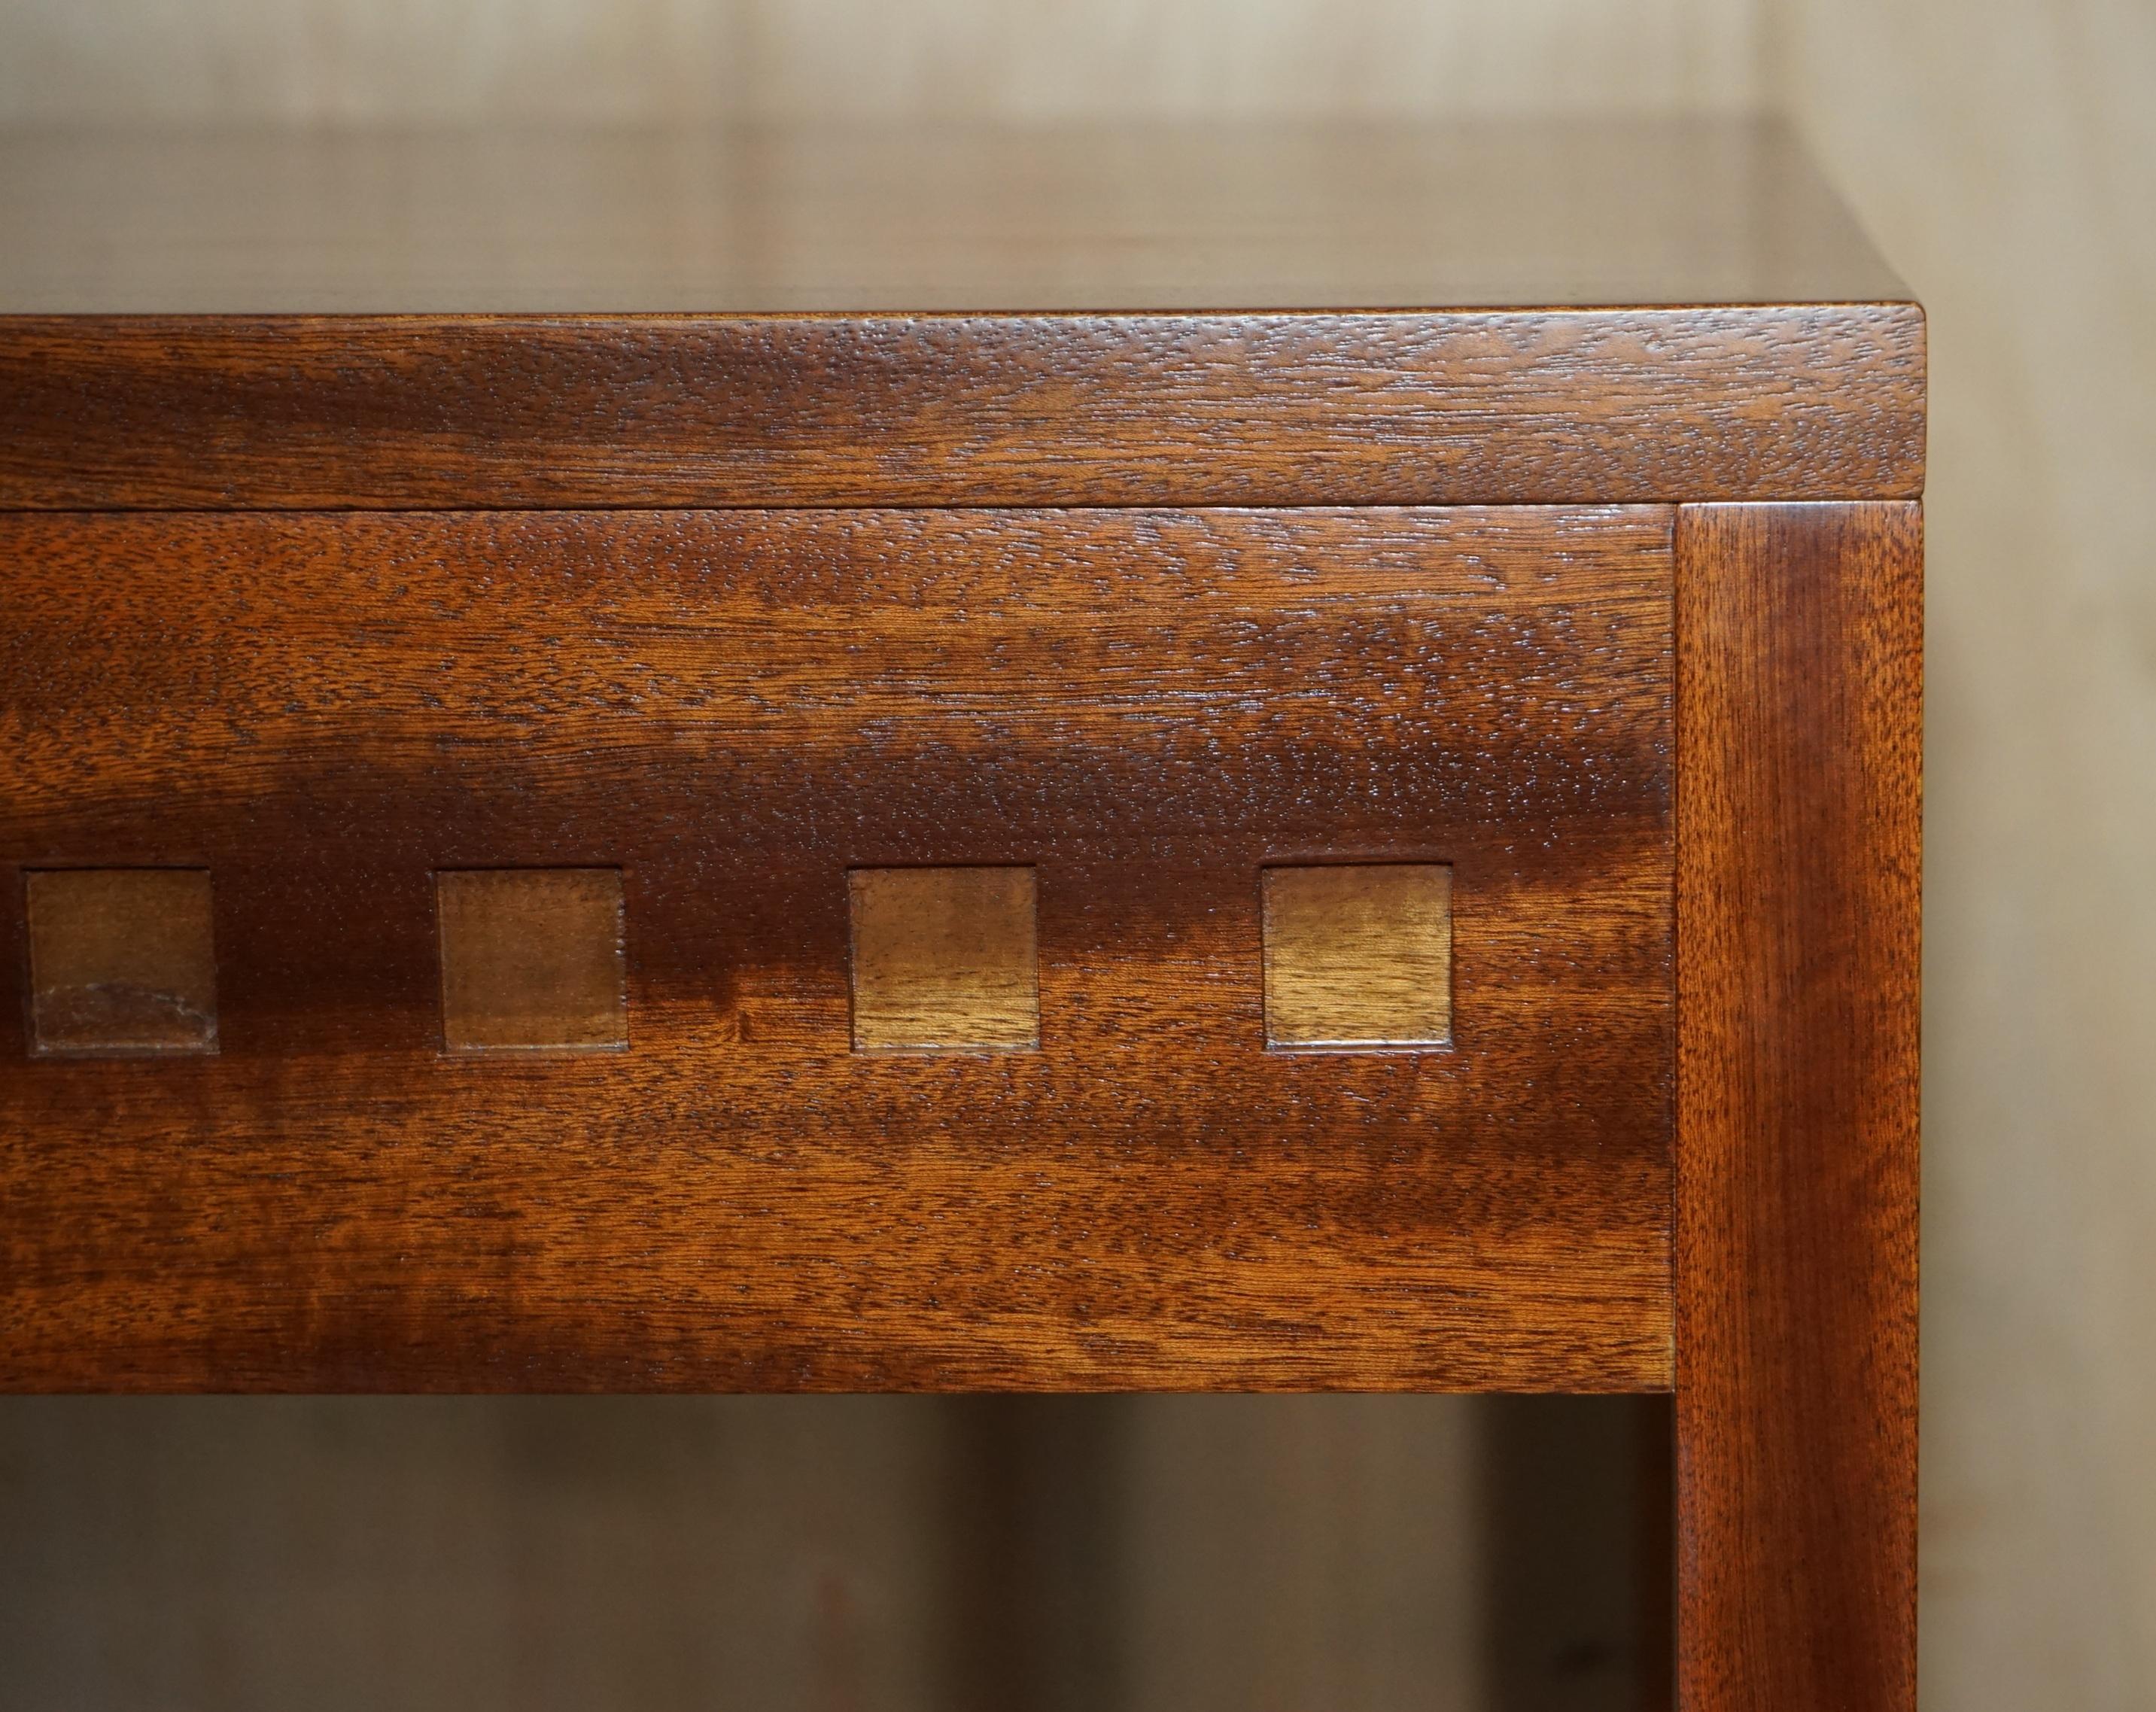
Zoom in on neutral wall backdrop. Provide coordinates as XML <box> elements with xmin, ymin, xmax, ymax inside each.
<box><xmin>0</xmin><ymin>1</ymin><xmax>1761</xmax><ymax>122</ymax></box>
<box><xmin>2</xmin><ymin>2</ymin><xmax>2151</xmax><ymax>1707</ymax></box>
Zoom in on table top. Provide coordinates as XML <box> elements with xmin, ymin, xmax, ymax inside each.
<box><xmin>0</xmin><ymin>119</ymin><xmax>1908</xmax><ymax>315</ymax></box>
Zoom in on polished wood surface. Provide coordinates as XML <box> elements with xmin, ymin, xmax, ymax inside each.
<box><xmin>1674</xmin><ymin>502</ymin><xmax>1921</xmax><ymax>1711</ymax></box>
<box><xmin>0</xmin><ymin>505</ymin><xmax>1674</xmax><ymax>1391</ymax></box>
<box><xmin>848</xmin><ymin>867</ymin><xmax>1041</xmax><ymax>1053</ymax></box>
<box><xmin>0</xmin><ymin>114</ymin><xmax>1924</xmax><ymax>1697</ymax></box>
<box><xmin>0</xmin><ymin>120</ymin><xmax>1923</xmax><ymax>512</ymax></box>
<box><xmin>0</xmin><ymin>122</ymin><xmax>1905</xmax><ymax>314</ymax></box>
<box><xmin>25</xmin><ymin>868</ymin><xmax>219</xmax><ymax>1056</ymax></box>
<box><xmin>436</xmin><ymin>869</ymin><xmax>628</xmax><ymax>1053</ymax></box>
<box><xmin>0</xmin><ymin>306</ymin><xmax>1923</xmax><ymax>512</ymax></box>
<box><xmin>1260</xmin><ymin>864</ymin><xmax>1452</xmax><ymax>1048</ymax></box>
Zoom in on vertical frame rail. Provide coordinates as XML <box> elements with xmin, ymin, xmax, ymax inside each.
<box><xmin>1675</xmin><ymin>502</ymin><xmax>1921</xmax><ymax>1710</ymax></box>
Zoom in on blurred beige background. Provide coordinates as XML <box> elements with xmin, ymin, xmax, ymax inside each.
<box><xmin>2</xmin><ymin>1</ymin><xmax>2151</xmax><ymax>1707</ymax></box>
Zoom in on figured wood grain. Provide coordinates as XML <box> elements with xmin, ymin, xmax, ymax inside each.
<box><xmin>1675</xmin><ymin>503</ymin><xmax>1920</xmax><ymax>1710</ymax></box>
<box><xmin>24</xmin><ymin>868</ymin><xmax>218</xmax><ymax>1056</ymax></box>
<box><xmin>436</xmin><ymin>868</ymin><xmax>627</xmax><ymax>1053</ymax></box>
<box><xmin>1260</xmin><ymin>865</ymin><xmax>1452</xmax><ymax>1048</ymax></box>
<box><xmin>0</xmin><ymin>308</ymin><xmax>1924</xmax><ymax>512</ymax></box>
<box><xmin>849</xmin><ymin>868</ymin><xmax>1039</xmax><ymax>1052</ymax></box>
<box><xmin>0</xmin><ymin>505</ymin><xmax>1672</xmax><ymax>1391</ymax></box>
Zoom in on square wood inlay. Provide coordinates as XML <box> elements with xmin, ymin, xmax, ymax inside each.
<box><xmin>24</xmin><ymin>868</ymin><xmax>218</xmax><ymax>1056</ymax></box>
<box><xmin>849</xmin><ymin>866</ymin><xmax>1039</xmax><ymax>1051</ymax></box>
<box><xmin>436</xmin><ymin>868</ymin><xmax>626</xmax><ymax>1052</ymax></box>
<box><xmin>1261</xmin><ymin>864</ymin><xmax>1452</xmax><ymax>1048</ymax></box>
<box><xmin>0</xmin><ymin>507</ymin><xmax>1674</xmax><ymax>1391</ymax></box>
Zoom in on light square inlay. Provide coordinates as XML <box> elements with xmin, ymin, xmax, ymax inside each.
<box><xmin>436</xmin><ymin>868</ymin><xmax>626</xmax><ymax>1051</ymax></box>
<box><xmin>1261</xmin><ymin>864</ymin><xmax>1452</xmax><ymax>1048</ymax></box>
<box><xmin>848</xmin><ymin>866</ymin><xmax>1039</xmax><ymax>1051</ymax></box>
<box><xmin>25</xmin><ymin>868</ymin><xmax>219</xmax><ymax>1055</ymax></box>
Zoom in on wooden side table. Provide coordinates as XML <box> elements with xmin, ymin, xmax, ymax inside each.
<box><xmin>0</xmin><ymin>120</ymin><xmax>1920</xmax><ymax>1710</ymax></box>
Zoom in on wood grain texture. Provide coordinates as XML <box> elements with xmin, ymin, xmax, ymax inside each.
<box><xmin>0</xmin><ymin>506</ymin><xmax>1672</xmax><ymax>1391</ymax></box>
<box><xmin>0</xmin><ymin>307</ymin><xmax>1924</xmax><ymax>512</ymax></box>
<box><xmin>25</xmin><ymin>868</ymin><xmax>218</xmax><ymax>1056</ymax></box>
<box><xmin>436</xmin><ymin>868</ymin><xmax>627</xmax><ymax>1053</ymax></box>
<box><xmin>849</xmin><ymin>868</ymin><xmax>1040</xmax><ymax>1052</ymax></box>
<box><xmin>1675</xmin><ymin>503</ymin><xmax>1920</xmax><ymax>1710</ymax></box>
<box><xmin>1261</xmin><ymin>864</ymin><xmax>1452</xmax><ymax>1048</ymax></box>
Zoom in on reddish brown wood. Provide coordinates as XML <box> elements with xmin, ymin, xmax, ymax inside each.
<box><xmin>1674</xmin><ymin>502</ymin><xmax>1920</xmax><ymax>1710</ymax></box>
<box><xmin>0</xmin><ymin>124</ymin><xmax>1922</xmax><ymax>512</ymax></box>
<box><xmin>0</xmin><ymin>116</ymin><xmax>1927</xmax><ymax>1694</ymax></box>
<box><xmin>0</xmin><ymin>505</ymin><xmax>1674</xmax><ymax>1392</ymax></box>
<box><xmin>0</xmin><ymin>309</ymin><xmax>1923</xmax><ymax>512</ymax></box>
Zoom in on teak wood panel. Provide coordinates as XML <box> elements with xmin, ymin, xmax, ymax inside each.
<box><xmin>0</xmin><ymin>309</ymin><xmax>1924</xmax><ymax>512</ymax></box>
<box><xmin>1675</xmin><ymin>503</ymin><xmax>1920</xmax><ymax>1712</ymax></box>
<box><xmin>0</xmin><ymin>506</ymin><xmax>1672</xmax><ymax>1391</ymax></box>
